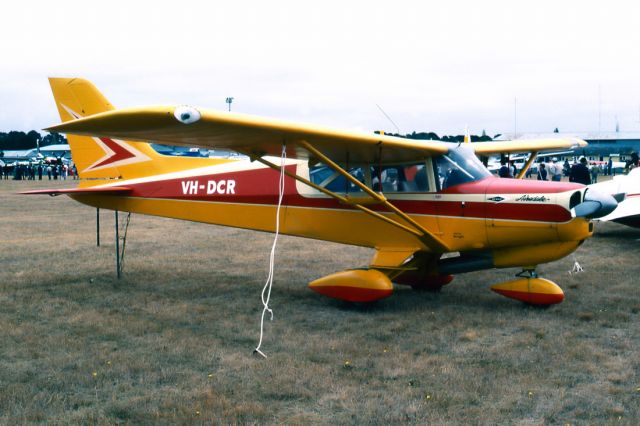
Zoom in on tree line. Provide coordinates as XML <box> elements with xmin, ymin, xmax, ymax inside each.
<box><xmin>0</xmin><ymin>131</ymin><xmax>67</xmax><ymax>151</ymax></box>
<box><xmin>386</xmin><ymin>130</ymin><xmax>494</xmax><ymax>142</ymax></box>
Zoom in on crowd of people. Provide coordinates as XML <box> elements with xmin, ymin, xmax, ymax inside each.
<box><xmin>4</xmin><ymin>154</ymin><xmax>639</xmax><ymax>187</ymax></box>
<box><xmin>499</xmin><ymin>154</ymin><xmax>639</xmax><ymax>186</ymax></box>
<box><xmin>1</xmin><ymin>162</ymin><xmax>78</xmax><ymax>180</ymax></box>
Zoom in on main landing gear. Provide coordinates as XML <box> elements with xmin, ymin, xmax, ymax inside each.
<box><xmin>308</xmin><ymin>266</ymin><xmax>565</xmax><ymax>306</ymax></box>
<box><xmin>408</xmin><ymin>274</ymin><xmax>454</xmax><ymax>293</ymax></box>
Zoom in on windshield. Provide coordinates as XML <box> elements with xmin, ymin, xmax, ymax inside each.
<box><xmin>434</xmin><ymin>145</ymin><xmax>492</xmax><ymax>190</ymax></box>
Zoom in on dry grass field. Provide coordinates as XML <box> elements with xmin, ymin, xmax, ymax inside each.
<box><xmin>1</xmin><ymin>179</ymin><xmax>638</xmax><ymax>424</ymax></box>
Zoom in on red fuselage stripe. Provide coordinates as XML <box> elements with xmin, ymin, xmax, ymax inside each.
<box><xmin>116</xmin><ymin>167</ymin><xmax>577</xmax><ymax>223</ymax></box>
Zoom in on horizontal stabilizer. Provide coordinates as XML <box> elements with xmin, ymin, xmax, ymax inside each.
<box><xmin>20</xmin><ymin>186</ymin><xmax>132</xmax><ymax>196</ymax></box>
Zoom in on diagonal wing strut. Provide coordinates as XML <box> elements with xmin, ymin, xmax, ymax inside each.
<box><xmin>248</xmin><ymin>140</ymin><xmax>449</xmax><ymax>254</ymax></box>
<box><xmin>516</xmin><ymin>151</ymin><xmax>539</xmax><ymax>179</ymax></box>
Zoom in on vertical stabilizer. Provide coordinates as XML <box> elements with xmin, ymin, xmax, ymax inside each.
<box><xmin>48</xmin><ymin>78</ymin><xmax>228</xmax><ymax>185</ymax></box>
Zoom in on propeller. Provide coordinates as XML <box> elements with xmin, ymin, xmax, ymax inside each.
<box><xmin>572</xmin><ymin>188</ymin><xmax>618</xmax><ymax>219</ymax></box>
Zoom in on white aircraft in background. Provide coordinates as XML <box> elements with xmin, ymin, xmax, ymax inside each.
<box><xmin>590</xmin><ymin>168</ymin><xmax>640</xmax><ymax>228</ymax></box>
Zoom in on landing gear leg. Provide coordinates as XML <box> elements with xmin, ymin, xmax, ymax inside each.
<box><xmin>515</xmin><ymin>268</ymin><xmax>538</xmax><ymax>279</ymax></box>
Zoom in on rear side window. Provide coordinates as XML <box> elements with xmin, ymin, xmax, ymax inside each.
<box><xmin>371</xmin><ymin>164</ymin><xmax>430</xmax><ymax>192</ymax></box>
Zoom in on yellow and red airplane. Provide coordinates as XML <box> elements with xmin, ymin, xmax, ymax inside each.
<box><xmin>25</xmin><ymin>78</ymin><xmax>618</xmax><ymax>306</ymax></box>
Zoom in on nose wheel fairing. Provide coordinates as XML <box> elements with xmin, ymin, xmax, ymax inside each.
<box><xmin>491</xmin><ymin>273</ymin><xmax>565</xmax><ymax>305</ymax></box>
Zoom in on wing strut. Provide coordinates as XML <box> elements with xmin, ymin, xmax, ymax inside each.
<box><xmin>249</xmin><ymin>141</ymin><xmax>449</xmax><ymax>253</ymax></box>
<box><xmin>298</xmin><ymin>141</ymin><xmax>449</xmax><ymax>251</ymax></box>
<box><xmin>516</xmin><ymin>151</ymin><xmax>539</xmax><ymax>179</ymax></box>
<box><xmin>249</xmin><ymin>156</ymin><xmax>424</xmax><ymax>240</ymax></box>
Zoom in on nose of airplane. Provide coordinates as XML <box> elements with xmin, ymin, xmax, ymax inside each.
<box><xmin>572</xmin><ymin>188</ymin><xmax>618</xmax><ymax>219</ymax></box>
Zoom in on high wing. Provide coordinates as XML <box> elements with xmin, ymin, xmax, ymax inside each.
<box><xmin>472</xmin><ymin>138</ymin><xmax>586</xmax><ymax>155</ymax></box>
<box><xmin>46</xmin><ymin>105</ymin><xmax>586</xmax><ymax>163</ymax></box>
<box><xmin>46</xmin><ymin>106</ymin><xmax>450</xmax><ymax>164</ymax></box>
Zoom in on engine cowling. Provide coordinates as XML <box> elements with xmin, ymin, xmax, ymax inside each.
<box><xmin>308</xmin><ymin>269</ymin><xmax>393</xmax><ymax>302</ymax></box>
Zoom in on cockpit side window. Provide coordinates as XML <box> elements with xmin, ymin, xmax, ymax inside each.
<box><xmin>309</xmin><ymin>164</ymin><xmax>367</xmax><ymax>193</ymax></box>
<box><xmin>309</xmin><ymin>162</ymin><xmax>431</xmax><ymax>194</ymax></box>
<box><xmin>371</xmin><ymin>163</ymin><xmax>431</xmax><ymax>193</ymax></box>
<box><xmin>307</xmin><ymin>147</ymin><xmax>490</xmax><ymax>195</ymax></box>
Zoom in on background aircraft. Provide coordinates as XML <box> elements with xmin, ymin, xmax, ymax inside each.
<box><xmin>25</xmin><ymin>78</ymin><xmax>617</xmax><ymax>306</ymax></box>
<box><xmin>590</xmin><ymin>168</ymin><xmax>640</xmax><ymax>227</ymax></box>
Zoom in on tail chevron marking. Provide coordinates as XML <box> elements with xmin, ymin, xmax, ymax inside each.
<box><xmin>60</xmin><ymin>103</ymin><xmax>151</xmax><ymax>173</ymax></box>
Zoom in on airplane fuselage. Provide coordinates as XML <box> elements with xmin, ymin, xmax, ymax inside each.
<box><xmin>35</xmin><ymin>77</ymin><xmax>618</xmax><ymax>305</ymax></box>
<box><xmin>70</xmin><ymin>157</ymin><xmax>593</xmax><ymax>270</ymax></box>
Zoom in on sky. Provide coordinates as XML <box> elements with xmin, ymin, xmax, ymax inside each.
<box><xmin>2</xmin><ymin>0</ymin><xmax>640</xmax><ymax>137</ymax></box>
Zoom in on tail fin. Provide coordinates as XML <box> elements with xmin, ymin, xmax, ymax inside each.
<box><xmin>48</xmin><ymin>78</ymin><xmax>223</xmax><ymax>184</ymax></box>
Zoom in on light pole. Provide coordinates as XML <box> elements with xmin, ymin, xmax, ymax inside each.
<box><xmin>225</xmin><ymin>97</ymin><xmax>234</xmax><ymax>112</ymax></box>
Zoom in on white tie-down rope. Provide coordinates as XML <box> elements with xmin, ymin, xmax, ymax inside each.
<box><xmin>569</xmin><ymin>255</ymin><xmax>584</xmax><ymax>275</ymax></box>
<box><xmin>254</xmin><ymin>144</ymin><xmax>287</xmax><ymax>358</ymax></box>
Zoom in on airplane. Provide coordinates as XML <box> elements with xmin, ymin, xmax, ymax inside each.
<box><xmin>24</xmin><ymin>77</ymin><xmax>618</xmax><ymax>306</ymax></box>
<box><xmin>589</xmin><ymin>167</ymin><xmax>640</xmax><ymax>228</ymax></box>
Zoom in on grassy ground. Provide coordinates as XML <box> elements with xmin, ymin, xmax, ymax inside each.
<box><xmin>0</xmin><ymin>179</ymin><xmax>638</xmax><ymax>424</ymax></box>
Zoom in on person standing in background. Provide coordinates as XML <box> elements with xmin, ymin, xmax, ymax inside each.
<box><xmin>498</xmin><ymin>160</ymin><xmax>512</xmax><ymax>178</ymax></box>
<box><xmin>590</xmin><ymin>162</ymin><xmax>599</xmax><ymax>183</ymax></box>
<box><xmin>549</xmin><ymin>158</ymin><xmax>562</xmax><ymax>181</ymax></box>
<box><xmin>569</xmin><ymin>157</ymin><xmax>591</xmax><ymax>185</ymax></box>
<box><xmin>537</xmin><ymin>163</ymin><xmax>548</xmax><ymax>180</ymax></box>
